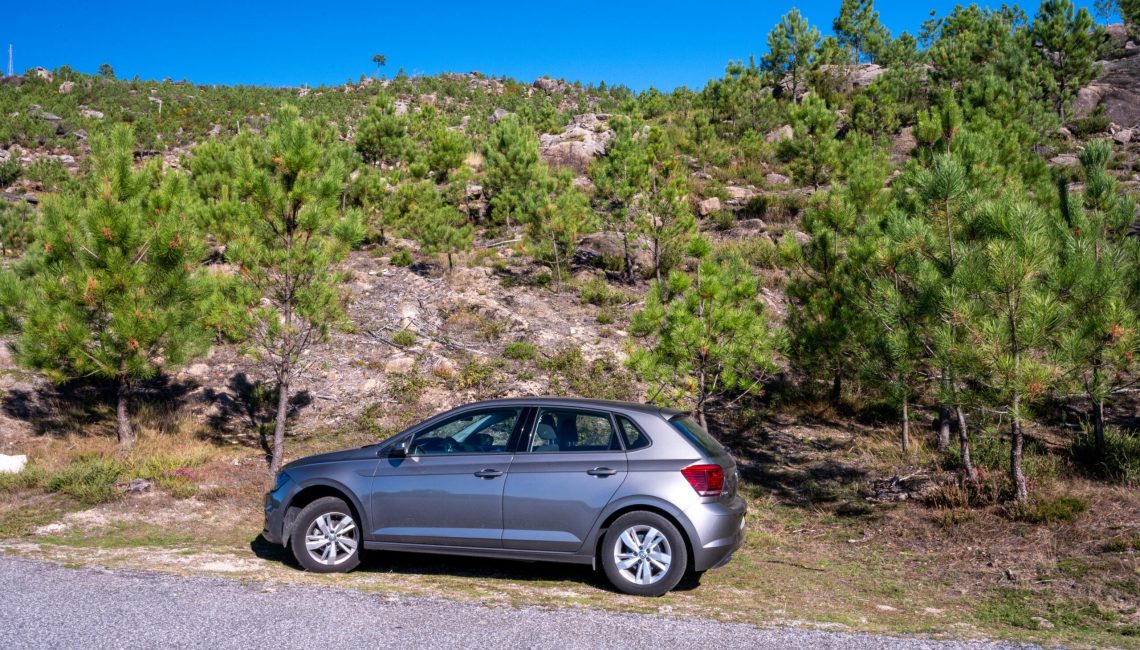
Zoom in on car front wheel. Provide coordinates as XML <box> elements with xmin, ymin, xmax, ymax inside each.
<box><xmin>601</xmin><ymin>511</ymin><xmax>687</xmax><ymax>596</ymax></box>
<box><xmin>291</xmin><ymin>497</ymin><xmax>361</xmax><ymax>573</ymax></box>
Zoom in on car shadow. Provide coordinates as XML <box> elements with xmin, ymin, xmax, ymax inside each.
<box><xmin>249</xmin><ymin>534</ymin><xmax>702</xmax><ymax>593</ymax></box>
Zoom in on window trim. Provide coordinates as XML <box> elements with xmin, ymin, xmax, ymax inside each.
<box><xmin>404</xmin><ymin>407</ymin><xmax>526</xmax><ymax>457</ymax></box>
<box><xmin>518</xmin><ymin>406</ymin><xmax>626</xmax><ymax>454</ymax></box>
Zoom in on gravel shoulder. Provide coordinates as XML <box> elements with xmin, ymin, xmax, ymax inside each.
<box><xmin>0</xmin><ymin>557</ymin><xmax>1040</xmax><ymax>650</ymax></box>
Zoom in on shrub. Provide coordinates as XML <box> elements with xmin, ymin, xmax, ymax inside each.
<box><xmin>711</xmin><ymin>210</ymin><xmax>736</xmax><ymax>231</ymax></box>
<box><xmin>24</xmin><ymin>157</ymin><xmax>70</xmax><ymax>191</ymax></box>
<box><xmin>540</xmin><ymin>345</ymin><xmax>635</xmax><ymax>401</ymax></box>
<box><xmin>390</xmin><ymin>249</ymin><xmax>413</xmax><ymax>267</ymax></box>
<box><xmin>48</xmin><ymin>454</ymin><xmax>124</xmax><ymax>505</ymax></box>
<box><xmin>1071</xmin><ymin>427</ymin><xmax>1140</xmax><ymax>486</ymax></box>
<box><xmin>0</xmin><ymin>158</ymin><xmax>21</xmax><ymax>187</ymax></box>
<box><xmin>0</xmin><ymin>463</ymin><xmax>49</xmax><ymax>493</ymax></box>
<box><xmin>1068</xmin><ymin>113</ymin><xmax>1110</xmax><ymax>138</ymax></box>
<box><xmin>391</xmin><ymin>329</ymin><xmax>417</xmax><ymax>347</ymax></box>
<box><xmin>1003</xmin><ymin>495</ymin><xmax>1088</xmax><ymax>524</ymax></box>
<box><xmin>579</xmin><ymin>277</ymin><xmax>626</xmax><ymax>306</ymax></box>
<box><xmin>503</xmin><ymin>341</ymin><xmax>537</xmax><ymax>361</ymax></box>
<box><xmin>388</xmin><ymin>371</ymin><xmax>429</xmax><ymax>403</ymax></box>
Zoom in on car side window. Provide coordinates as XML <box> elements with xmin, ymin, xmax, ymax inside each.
<box><xmin>616</xmin><ymin>415</ymin><xmax>651</xmax><ymax>450</ymax></box>
<box><xmin>528</xmin><ymin>409</ymin><xmax>621</xmax><ymax>452</ymax></box>
<box><xmin>409</xmin><ymin>408</ymin><xmax>520</xmax><ymax>455</ymax></box>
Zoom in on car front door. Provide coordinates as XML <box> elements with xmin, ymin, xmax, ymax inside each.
<box><xmin>369</xmin><ymin>407</ymin><xmax>524</xmax><ymax>548</ymax></box>
<box><xmin>502</xmin><ymin>407</ymin><xmax>628</xmax><ymax>552</ymax></box>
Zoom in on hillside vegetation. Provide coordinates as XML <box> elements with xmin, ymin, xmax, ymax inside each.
<box><xmin>0</xmin><ymin>1</ymin><xmax>1139</xmax><ymax>645</ymax></box>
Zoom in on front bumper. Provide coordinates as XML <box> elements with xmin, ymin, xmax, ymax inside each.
<box><xmin>685</xmin><ymin>494</ymin><xmax>747</xmax><ymax>572</ymax></box>
<box><xmin>262</xmin><ymin>488</ymin><xmax>287</xmax><ymax>545</ymax></box>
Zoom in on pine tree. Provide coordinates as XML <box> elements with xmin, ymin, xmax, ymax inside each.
<box><xmin>909</xmin><ymin>153</ymin><xmax>975</xmax><ymax>457</ymax></box>
<box><xmin>853</xmin><ymin>210</ymin><xmax>927</xmax><ymax>453</ymax></box>
<box><xmin>0</xmin><ymin>125</ymin><xmax>208</xmax><ymax>447</ymax></box>
<box><xmin>783</xmin><ymin>95</ymin><xmax>840</xmax><ymax>189</ymax></box>
<box><xmin>371</xmin><ymin>53</ymin><xmax>387</xmax><ymax>78</ymax></box>
<box><xmin>356</xmin><ymin>94</ymin><xmax>409</xmax><ymax>167</ymax></box>
<box><xmin>590</xmin><ymin>117</ymin><xmax>650</xmax><ymax>282</ymax></box>
<box><xmin>1055</xmin><ymin>140</ymin><xmax>1140</xmax><ymax>456</ymax></box>
<box><xmin>762</xmin><ymin>8</ymin><xmax>821</xmax><ymax>101</ymax></box>
<box><xmin>351</xmin><ymin>166</ymin><xmax>396</xmax><ymax>243</ymax></box>
<box><xmin>418</xmin><ymin>202</ymin><xmax>474</xmax><ymax>272</ymax></box>
<box><xmin>966</xmin><ymin>196</ymin><xmax>1065</xmax><ymax>501</ymax></box>
<box><xmin>1029</xmin><ymin>0</ymin><xmax>1102</xmax><ymax>120</ymax></box>
<box><xmin>833</xmin><ymin>0</ymin><xmax>891</xmax><ymax>63</ymax></box>
<box><xmin>525</xmin><ymin>170</ymin><xmax>593</xmax><ymax>285</ymax></box>
<box><xmin>482</xmin><ymin>116</ymin><xmax>545</xmax><ymax>229</ymax></box>
<box><xmin>426</xmin><ymin>125</ymin><xmax>469</xmax><ymax>183</ymax></box>
<box><xmin>783</xmin><ymin>192</ymin><xmax>865</xmax><ymax>404</ymax></box>
<box><xmin>639</xmin><ymin>128</ymin><xmax>697</xmax><ymax>284</ymax></box>
<box><xmin>630</xmin><ymin>237</ymin><xmax>778</xmax><ymax>430</ymax></box>
<box><xmin>224</xmin><ymin>107</ymin><xmax>363</xmax><ymax>474</ymax></box>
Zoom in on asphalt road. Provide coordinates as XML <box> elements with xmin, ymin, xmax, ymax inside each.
<box><xmin>0</xmin><ymin>557</ymin><xmax>1039</xmax><ymax>650</ymax></box>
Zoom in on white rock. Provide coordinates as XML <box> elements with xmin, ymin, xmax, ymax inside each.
<box><xmin>765</xmin><ymin>124</ymin><xmax>793</xmax><ymax>143</ymax></box>
<box><xmin>0</xmin><ymin>454</ymin><xmax>28</xmax><ymax>474</ymax></box>
<box><xmin>698</xmin><ymin>197</ymin><xmax>722</xmax><ymax>216</ymax></box>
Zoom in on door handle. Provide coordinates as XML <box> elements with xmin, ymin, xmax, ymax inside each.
<box><xmin>587</xmin><ymin>467</ymin><xmax>618</xmax><ymax>477</ymax></box>
<box><xmin>474</xmin><ymin>469</ymin><xmax>504</xmax><ymax>479</ymax></box>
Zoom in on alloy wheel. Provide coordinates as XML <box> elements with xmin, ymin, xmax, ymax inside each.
<box><xmin>304</xmin><ymin>511</ymin><xmax>358</xmax><ymax>566</ymax></box>
<box><xmin>612</xmin><ymin>524</ymin><xmax>672</xmax><ymax>585</ymax></box>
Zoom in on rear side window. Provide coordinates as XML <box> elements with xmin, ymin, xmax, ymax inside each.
<box><xmin>529</xmin><ymin>409</ymin><xmax>621</xmax><ymax>452</ymax></box>
<box><xmin>669</xmin><ymin>415</ymin><xmax>725</xmax><ymax>457</ymax></box>
<box><xmin>616</xmin><ymin>415</ymin><xmax>651</xmax><ymax>450</ymax></box>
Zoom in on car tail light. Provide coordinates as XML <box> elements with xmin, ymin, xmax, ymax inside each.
<box><xmin>681</xmin><ymin>464</ymin><xmax>725</xmax><ymax>497</ymax></box>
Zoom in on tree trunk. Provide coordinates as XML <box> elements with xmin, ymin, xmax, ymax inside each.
<box><xmin>116</xmin><ymin>376</ymin><xmax>135</xmax><ymax>448</ymax></box>
<box><xmin>622</xmin><ymin>231</ymin><xmax>634</xmax><ymax>284</ymax></box>
<box><xmin>956</xmin><ymin>405</ymin><xmax>976</xmax><ymax>483</ymax></box>
<box><xmin>1010</xmin><ymin>395</ymin><xmax>1028</xmax><ymax>502</ymax></box>
<box><xmin>1093</xmin><ymin>397</ymin><xmax>1106</xmax><ymax>457</ymax></box>
<box><xmin>901</xmin><ymin>394</ymin><xmax>911</xmax><ymax>454</ymax></box>
<box><xmin>270</xmin><ymin>375</ymin><xmax>290</xmax><ymax>475</ymax></box>
<box><xmin>937</xmin><ymin>405</ymin><xmax>951</xmax><ymax>454</ymax></box>
<box><xmin>830</xmin><ymin>367</ymin><xmax>842</xmax><ymax>405</ymax></box>
<box><xmin>653</xmin><ymin>236</ymin><xmax>661</xmax><ymax>285</ymax></box>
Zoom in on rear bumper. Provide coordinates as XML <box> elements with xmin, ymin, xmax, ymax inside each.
<box><xmin>684</xmin><ymin>494</ymin><xmax>747</xmax><ymax>572</ymax></box>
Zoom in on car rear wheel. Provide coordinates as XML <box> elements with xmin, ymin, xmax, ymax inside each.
<box><xmin>291</xmin><ymin>497</ymin><xmax>361</xmax><ymax>573</ymax></box>
<box><xmin>601</xmin><ymin>511</ymin><xmax>687</xmax><ymax>596</ymax></box>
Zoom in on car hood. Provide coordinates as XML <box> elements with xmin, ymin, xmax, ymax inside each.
<box><xmin>284</xmin><ymin>445</ymin><xmax>378</xmax><ymax>470</ymax></box>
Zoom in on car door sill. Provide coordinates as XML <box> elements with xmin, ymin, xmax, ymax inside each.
<box><xmin>362</xmin><ymin>541</ymin><xmax>594</xmax><ymax>566</ymax></box>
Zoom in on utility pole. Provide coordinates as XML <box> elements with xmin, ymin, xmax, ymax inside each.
<box><xmin>7</xmin><ymin>44</ymin><xmax>11</xmax><ymax>77</ymax></box>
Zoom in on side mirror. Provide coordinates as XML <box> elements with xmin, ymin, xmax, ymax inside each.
<box><xmin>390</xmin><ymin>439</ymin><xmax>410</xmax><ymax>457</ymax></box>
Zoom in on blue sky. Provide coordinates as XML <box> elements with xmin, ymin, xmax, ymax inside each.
<box><xmin>3</xmin><ymin>1</ymin><xmax>1107</xmax><ymax>90</ymax></box>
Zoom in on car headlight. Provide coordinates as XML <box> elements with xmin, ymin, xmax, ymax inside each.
<box><xmin>273</xmin><ymin>471</ymin><xmax>292</xmax><ymax>492</ymax></box>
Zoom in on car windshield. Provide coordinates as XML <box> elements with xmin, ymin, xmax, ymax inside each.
<box><xmin>669</xmin><ymin>415</ymin><xmax>726</xmax><ymax>457</ymax></box>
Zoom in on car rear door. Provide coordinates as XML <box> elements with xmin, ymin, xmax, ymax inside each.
<box><xmin>501</xmin><ymin>407</ymin><xmax>627</xmax><ymax>552</ymax></box>
<box><xmin>369</xmin><ymin>407</ymin><xmax>524</xmax><ymax>548</ymax></box>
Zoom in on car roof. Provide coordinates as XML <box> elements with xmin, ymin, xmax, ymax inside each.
<box><xmin>461</xmin><ymin>396</ymin><xmax>685</xmax><ymax>418</ymax></box>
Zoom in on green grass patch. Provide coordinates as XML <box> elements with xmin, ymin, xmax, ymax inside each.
<box><xmin>578</xmin><ymin>277</ymin><xmax>626</xmax><ymax>306</ymax></box>
<box><xmin>391</xmin><ymin>329</ymin><xmax>417</xmax><ymax>347</ymax></box>
<box><xmin>502</xmin><ymin>341</ymin><xmax>537</xmax><ymax>361</ymax></box>
<box><xmin>1002</xmin><ymin>495</ymin><xmax>1088</xmax><ymax>524</ymax></box>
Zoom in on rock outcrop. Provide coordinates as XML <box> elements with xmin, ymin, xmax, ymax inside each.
<box><xmin>1074</xmin><ymin>46</ymin><xmax>1140</xmax><ymax>127</ymax></box>
<box><xmin>539</xmin><ymin>113</ymin><xmax>614</xmax><ymax>172</ymax></box>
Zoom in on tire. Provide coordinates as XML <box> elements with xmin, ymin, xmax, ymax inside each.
<box><xmin>601</xmin><ymin>511</ymin><xmax>687</xmax><ymax>596</ymax></box>
<box><xmin>290</xmin><ymin>497</ymin><xmax>362</xmax><ymax>573</ymax></box>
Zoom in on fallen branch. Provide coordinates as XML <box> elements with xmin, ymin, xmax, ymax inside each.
<box><xmin>762</xmin><ymin>559</ymin><xmax>828</xmax><ymax>572</ymax></box>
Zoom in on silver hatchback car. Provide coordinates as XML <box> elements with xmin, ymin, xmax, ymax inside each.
<box><xmin>263</xmin><ymin>397</ymin><xmax>746</xmax><ymax>596</ymax></box>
